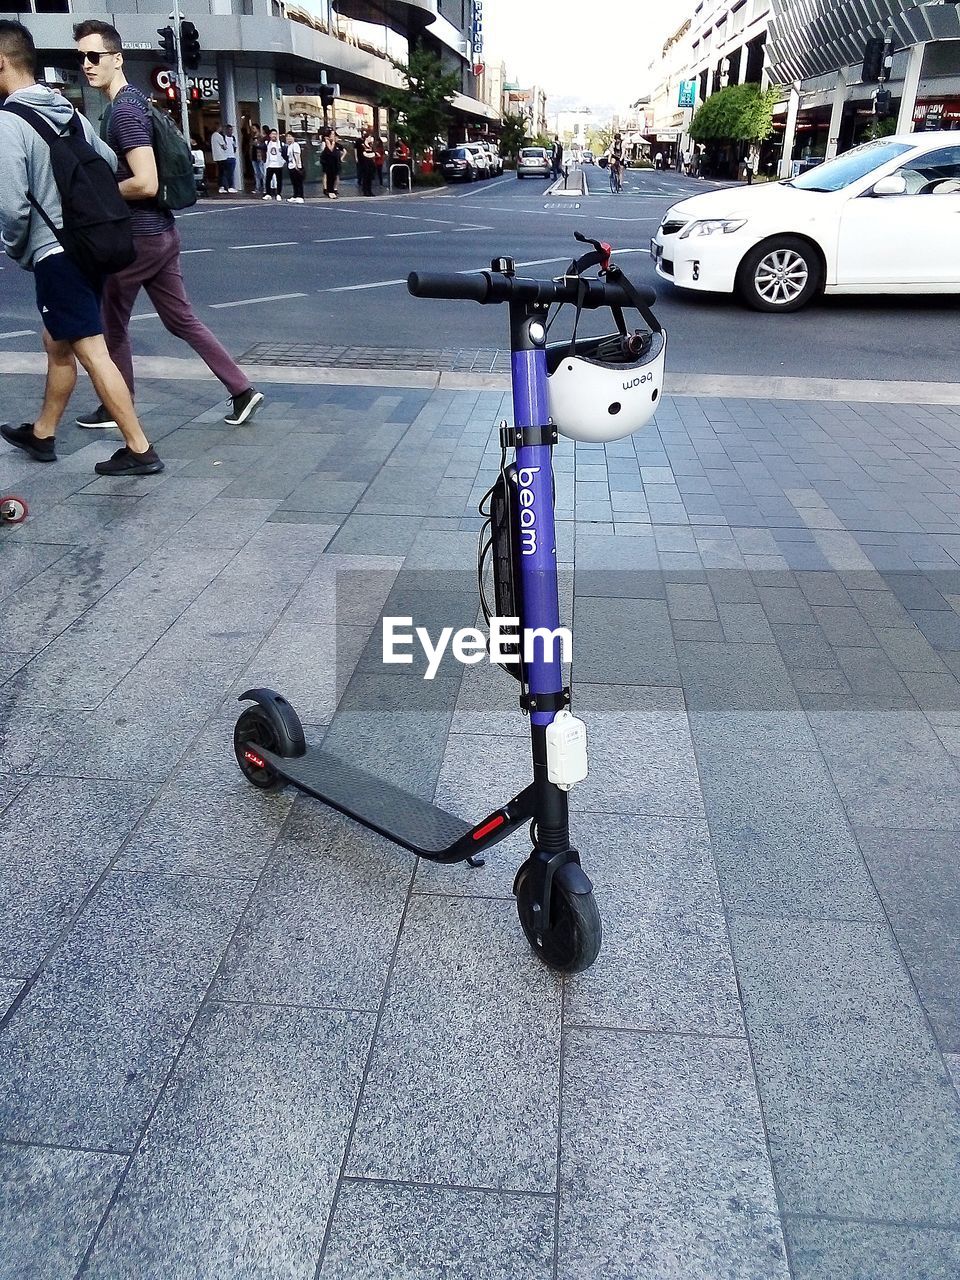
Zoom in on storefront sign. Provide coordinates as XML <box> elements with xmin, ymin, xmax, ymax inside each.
<box><xmin>472</xmin><ymin>0</ymin><xmax>483</xmax><ymax>58</ymax></box>
<box><xmin>913</xmin><ymin>98</ymin><xmax>960</xmax><ymax>127</ymax></box>
<box><xmin>151</xmin><ymin>66</ymin><xmax>218</xmax><ymax>99</ymax></box>
<box><xmin>678</xmin><ymin>80</ymin><xmax>696</xmax><ymax>109</ymax></box>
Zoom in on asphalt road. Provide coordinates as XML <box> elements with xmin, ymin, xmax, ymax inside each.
<box><xmin>2</xmin><ymin>166</ymin><xmax>958</xmax><ymax>381</ymax></box>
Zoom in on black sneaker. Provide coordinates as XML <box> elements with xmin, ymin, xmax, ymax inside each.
<box><xmin>224</xmin><ymin>387</ymin><xmax>264</xmax><ymax>426</ymax></box>
<box><xmin>76</xmin><ymin>405</ymin><xmax>119</xmax><ymax>430</ymax></box>
<box><xmin>94</xmin><ymin>446</ymin><xmax>164</xmax><ymax>476</ymax></box>
<box><xmin>0</xmin><ymin>422</ymin><xmax>57</xmax><ymax>463</ymax></box>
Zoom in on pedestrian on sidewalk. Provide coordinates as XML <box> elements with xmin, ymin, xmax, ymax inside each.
<box><xmin>249</xmin><ymin>124</ymin><xmax>266</xmax><ymax>195</ymax></box>
<box><xmin>359</xmin><ymin>134</ymin><xmax>376</xmax><ymax>196</ymax></box>
<box><xmin>72</xmin><ymin>20</ymin><xmax>263</xmax><ymax>429</ymax></box>
<box><xmin>374</xmin><ymin>136</ymin><xmax>385</xmax><ymax>187</ymax></box>
<box><xmin>264</xmin><ymin>127</ymin><xmax>285</xmax><ymax>200</ymax></box>
<box><xmin>286</xmin><ymin>131</ymin><xmax>304</xmax><ymax>202</ymax></box>
<box><xmin>211</xmin><ymin>122</ymin><xmax>238</xmax><ymax>193</ymax></box>
<box><xmin>319</xmin><ymin>129</ymin><xmax>341</xmax><ymax>198</ymax></box>
<box><xmin>0</xmin><ymin>21</ymin><xmax>162</xmax><ymax>475</ymax></box>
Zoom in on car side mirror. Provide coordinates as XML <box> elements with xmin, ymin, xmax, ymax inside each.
<box><xmin>872</xmin><ymin>173</ymin><xmax>908</xmax><ymax>196</ymax></box>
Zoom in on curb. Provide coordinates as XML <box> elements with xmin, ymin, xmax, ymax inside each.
<box><xmin>3</xmin><ymin>353</ymin><xmax>960</xmax><ymax>405</ymax></box>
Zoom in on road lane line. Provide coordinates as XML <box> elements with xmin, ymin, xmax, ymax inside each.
<box><xmin>181</xmin><ymin>248</ymin><xmax>214</xmax><ymax>254</ymax></box>
<box><xmin>129</xmin><ymin>313</ymin><xmax>161</xmax><ymax>322</ymax></box>
<box><xmin>0</xmin><ymin>330</ymin><xmax>33</xmax><ymax>339</ymax></box>
<box><xmin>231</xmin><ymin>241</ymin><xmax>298</xmax><ymax>250</ymax></box>
<box><xmin>314</xmin><ymin>235</ymin><xmax>375</xmax><ymax>243</ymax></box>
<box><xmin>321</xmin><ymin>279</ymin><xmax>407</xmax><ymax>293</ymax></box>
<box><xmin>211</xmin><ymin>292</ymin><xmax>308</xmax><ymax>308</ymax></box>
<box><xmin>385</xmin><ymin>230</ymin><xmax>445</xmax><ymax>238</ymax></box>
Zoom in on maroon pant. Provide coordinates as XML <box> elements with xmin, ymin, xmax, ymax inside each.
<box><xmin>102</xmin><ymin>225</ymin><xmax>249</xmax><ymax>397</ymax></box>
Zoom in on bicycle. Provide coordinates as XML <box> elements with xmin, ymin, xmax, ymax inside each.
<box><xmin>609</xmin><ymin>159</ymin><xmax>623</xmax><ymax>194</ymax></box>
<box><xmin>232</xmin><ymin>234</ymin><xmax>666</xmax><ymax>974</ymax></box>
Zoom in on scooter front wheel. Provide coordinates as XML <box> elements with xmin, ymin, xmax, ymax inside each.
<box><xmin>515</xmin><ymin>864</ymin><xmax>602</xmax><ymax>973</ymax></box>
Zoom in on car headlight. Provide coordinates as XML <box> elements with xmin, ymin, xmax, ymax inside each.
<box><xmin>679</xmin><ymin>219</ymin><xmax>747</xmax><ymax>239</ymax></box>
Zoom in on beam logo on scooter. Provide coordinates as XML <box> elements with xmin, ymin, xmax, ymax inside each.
<box><xmin>233</xmin><ymin>242</ymin><xmax>665</xmax><ymax>974</ymax></box>
<box><xmin>516</xmin><ymin>465</ymin><xmax>539</xmax><ymax>555</ymax></box>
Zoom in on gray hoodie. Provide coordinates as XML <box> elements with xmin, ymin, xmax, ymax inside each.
<box><xmin>0</xmin><ymin>83</ymin><xmax>117</xmax><ymax>271</ymax></box>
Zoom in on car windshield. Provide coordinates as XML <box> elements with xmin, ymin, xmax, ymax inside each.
<box><xmin>788</xmin><ymin>140</ymin><xmax>914</xmax><ymax>191</ymax></box>
<box><xmin>521</xmin><ymin>149</ymin><xmax>545</xmax><ymax>158</ymax></box>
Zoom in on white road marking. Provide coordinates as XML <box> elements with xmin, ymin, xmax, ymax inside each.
<box><xmin>385</xmin><ymin>230</ymin><xmax>445</xmax><ymax>238</ymax></box>
<box><xmin>231</xmin><ymin>241</ymin><xmax>298</xmax><ymax>250</ymax></box>
<box><xmin>449</xmin><ymin>175</ymin><xmax>514</xmax><ymax>198</ymax></box>
<box><xmin>0</xmin><ymin>330</ymin><xmax>33</xmax><ymax>339</ymax></box>
<box><xmin>129</xmin><ymin>313</ymin><xmax>161</xmax><ymax>322</ymax></box>
<box><xmin>181</xmin><ymin>248</ymin><xmax>214</xmax><ymax>254</ymax></box>
<box><xmin>322</xmin><ymin>279</ymin><xmax>407</xmax><ymax>293</ymax></box>
<box><xmin>314</xmin><ymin>235</ymin><xmax>375</xmax><ymax>243</ymax></box>
<box><xmin>210</xmin><ymin>292</ymin><xmax>308</xmax><ymax>308</ymax></box>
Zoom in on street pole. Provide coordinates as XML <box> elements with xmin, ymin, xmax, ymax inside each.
<box><xmin>170</xmin><ymin>0</ymin><xmax>190</xmax><ymax>141</ymax></box>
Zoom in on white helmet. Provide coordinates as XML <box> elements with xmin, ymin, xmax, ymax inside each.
<box><xmin>547</xmin><ymin>328</ymin><xmax>667</xmax><ymax>443</ymax></box>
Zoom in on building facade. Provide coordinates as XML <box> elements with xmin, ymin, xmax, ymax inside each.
<box><xmin>502</xmin><ymin>82</ymin><xmax>547</xmax><ymax>137</ymax></box>
<box><xmin>645</xmin><ymin>16</ymin><xmax>696</xmax><ymax>164</ymax></box>
<box><xmin>767</xmin><ymin>0</ymin><xmax>960</xmax><ymax>172</ymax></box>
<box><xmin>22</xmin><ymin>0</ymin><xmax>496</xmax><ymax>182</ymax></box>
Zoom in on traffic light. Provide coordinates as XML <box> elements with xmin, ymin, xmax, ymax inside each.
<box><xmin>157</xmin><ymin>25</ymin><xmax>176</xmax><ymax>66</ymax></box>
<box><xmin>319</xmin><ymin>83</ymin><xmax>338</xmax><ymax>107</ymax></box>
<box><xmin>180</xmin><ymin>20</ymin><xmax>201</xmax><ymax>71</ymax></box>
<box><xmin>861</xmin><ymin>35</ymin><xmax>884</xmax><ymax>83</ymax></box>
<box><xmin>875</xmin><ymin>88</ymin><xmax>892</xmax><ymax>119</ymax></box>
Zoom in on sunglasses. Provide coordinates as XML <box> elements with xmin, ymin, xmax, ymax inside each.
<box><xmin>77</xmin><ymin>50</ymin><xmax>116</xmax><ymax>66</ymax></box>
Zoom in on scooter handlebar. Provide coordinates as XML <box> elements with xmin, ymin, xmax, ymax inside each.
<box><xmin>407</xmin><ymin>270</ymin><xmax>656</xmax><ymax>310</ymax></box>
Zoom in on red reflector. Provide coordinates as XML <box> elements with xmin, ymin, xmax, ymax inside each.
<box><xmin>473</xmin><ymin>814</ymin><xmax>505</xmax><ymax>840</ymax></box>
<box><xmin>244</xmin><ymin>750</ymin><xmax>265</xmax><ymax>768</ymax></box>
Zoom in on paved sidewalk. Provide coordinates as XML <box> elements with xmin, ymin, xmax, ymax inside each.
<box><xmin>1</xmin><ymin>371</ymin><xmax>960</xmax><ymax>1278</ymax></box>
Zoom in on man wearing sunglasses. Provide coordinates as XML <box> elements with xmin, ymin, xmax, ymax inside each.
<box><xmin>0</xmin><ymin>20</ymin><xmax>163</xmax><ymax>474</ymax></box>
<box><xmin>72</xmin><ymin>20</ymin><xmax>263</xmax><ymax>430</ymax></box>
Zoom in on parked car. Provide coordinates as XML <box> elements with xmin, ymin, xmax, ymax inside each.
<box><xmin>478</xmin><ymin>141</ymin><xmax>503</xmax><ymax>175</ymax></box>
<box><xmin>463</xmin><ymin>143</ymin><xmax>491</xmax><ymax>178</ymax></box>
<box><xmin>438</xmin><ymin>146</ymin><xmax>477</xmax><ymax>182</ymax></box>
<box><xmin>650</xmin><ymin>132</ymin><xmax>960</xmax><ymax>312</ymax></box>
<box><xmin>517</xmin><ymin>146</ymin><xmax>551</xmax><ymax>178</ymax></box>
<box><xmin>581</xmin><ymin>151</ymin><xmax>595</xmax><ymax>165</ymax></box>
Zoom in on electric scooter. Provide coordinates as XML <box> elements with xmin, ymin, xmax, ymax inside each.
<box><xmin>1</xmin><ymin>496</ymin><xmax>28</xmax><ymax>525</ymax></box>
<box><xmin>232</xmin><ymin>240</ymin><xmax>661</xmax><ymax>973</ymax></box>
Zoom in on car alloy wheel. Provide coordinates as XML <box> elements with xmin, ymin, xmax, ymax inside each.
<box><xmin>755</xmin><ymin>248</ymin><xmax>808</xmax><ymax>305</ymax></box>
<box><xmin>737</xmin><ymin>235</ymin><xmax>822</xmax><ymax>313</ymax></box>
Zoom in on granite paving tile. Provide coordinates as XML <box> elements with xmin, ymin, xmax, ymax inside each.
<box><xmin>84</xmin><ymin>1002</ymin><xmax>372</xmax><ymax>1279</ymax></box>
<box><xmin>573</xmin><ymin>597</ymin><xmax>680</xmax><ymax>686</ymax></box>
<box><xmin>0</xmin><ymin>775</ymin><xmax>153</xmax><ymax>976</ymax></box>
<box><xmin>216</xmin><ymin>803</ymin><xmax>413</xmax><ymax>1010</ymax></box>
<box><xmin>0</xmin><ymin>871</ymin><xmax>249</xmax><ymax>1150</ymax></box>
<box><xmin>0</xmin><ymin>978</ymin><xmax>23</xmax><ymax>1018</ymax></box>
<box><xmin>783</xmin><ymin>1217</ymin><xmax>960</xmax><ymax>1280</ymax></box>
<box><xmin>559</xmin><ymin>1029</ymin><xmax>788</xmax><ymax>1280</ymax></box>
<box><xmin>729</xmin><ymin>915</ymin><xmax>960</xmax><ymax>1222</ymax></box>
<box><xmin>0</xmin><ymin>1143</ymin><xmax>125</xmax><ymax>1280</ymax></box>
<box><xmin>347</xmin><ymin>895</ymin><xmax>561</xmax><ymax>1192</ymax></box>
<box><xmin>319</xmin><ymin>1183</ymin><xmax>555</xmax><ymax>1280</ymax></box>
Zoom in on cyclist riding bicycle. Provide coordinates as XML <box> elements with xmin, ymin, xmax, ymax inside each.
<box><xmin>606</xmin><ymin>132</ymin><xmax>624</xmax><ymax>193</ymax></box>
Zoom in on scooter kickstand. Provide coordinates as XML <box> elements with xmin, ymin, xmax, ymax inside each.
<box><xmin>467</xmin><ymin>853</ymin><xmax>486</xmax><ymax>868</ymax></box>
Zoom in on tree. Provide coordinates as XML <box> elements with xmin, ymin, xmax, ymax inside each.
<box><xmin>588</xmin><ymin>126</ymin><xmax>613</xmax><ymax>155</ymax></box>
<box><xmin>381</xmin><ymin>45</ymin><xmax>461</xmax><ymax>161</ymax></box>
<box><xmin>499</xmin><ymin>111</ymin><xmax>527</xmax><ymax>159</ymax></box>
<box><xmin>689</xmin><ymin>83</ymin><xmax>779</xmax><ymax>144</ymax></box>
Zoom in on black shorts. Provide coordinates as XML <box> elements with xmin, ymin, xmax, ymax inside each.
<box><xmin>34</xmin><ymin>250</ymin><xmax>104</xmax><ymax>342</ymax></box>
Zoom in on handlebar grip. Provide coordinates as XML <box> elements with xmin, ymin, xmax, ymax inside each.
<box><xmin>407</xmin><ymin>271</ymin><xmax>490</xmax><ymax>302</ymax></box>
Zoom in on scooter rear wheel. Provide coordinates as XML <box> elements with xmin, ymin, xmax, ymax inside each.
<box><xmin>515</xmin><ymin>865</ymin><xmax>602</xmax><ymax>973</ymax></box>
<box><xmin>234</xmin><ymin>705</ymin><xmax>294</xmax><ymax>790</ymax></box>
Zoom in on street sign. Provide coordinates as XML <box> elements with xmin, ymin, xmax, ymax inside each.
<box><xmin>678</xmin><ymin>80</ymin><xmax>696</xmax><ymax>109</ymax></box>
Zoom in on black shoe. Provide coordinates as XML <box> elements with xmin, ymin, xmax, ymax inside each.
<box><xmin>224</xmin><ymin>387</ymin><xmax>264</xmax><ymax>426</ymax></box>
<box><xmin>0</xmin><ymin>422</ymin><xmax>57</xmax><ymax>462</ymax></box>
<box><xmin>76</xmin><ymin>404</ymin><xmax>119</xmax><ymax>430</ymax></box>
<box><xmin>94</xmin><ymin>446</ymin><xmax>164</xmax><ymax>476</ymax></box>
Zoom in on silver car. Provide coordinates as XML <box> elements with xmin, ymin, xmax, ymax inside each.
<box><xmin>463</xmin><ymin>143</ymin><xmax>490</xmax><ymax>178</ymax></box>
<box><xmin>517</xmin><ymin>146</ymin><xmax>550</xmax><ymax>178</ymax></box>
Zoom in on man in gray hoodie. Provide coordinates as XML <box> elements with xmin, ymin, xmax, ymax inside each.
<box><xmin>0</xmin><ymin>20</ymin><xmax>162</xmax><ymax>474</ymax></box>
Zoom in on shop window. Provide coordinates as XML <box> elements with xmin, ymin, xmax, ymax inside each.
<box><xmin>34</xmin><ymin>0</ymin><xmax>71</xmax><ymax>10</ymax></box>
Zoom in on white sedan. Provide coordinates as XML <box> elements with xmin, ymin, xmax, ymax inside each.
<box><xmin>650</xmin><ymin>132</ymin><xmax>960</xmax><ymax>311</ymax></box>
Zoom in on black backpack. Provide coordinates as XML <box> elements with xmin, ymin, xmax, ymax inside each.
<box><xmin>1</xmin><ymin>102</ymin><xmax>135</xmax><ymax>280</ymax></box>
<box><xmin>100</xmin><ymin>98</ymin><xmax>197</xmax><ymax>212</ymax></box>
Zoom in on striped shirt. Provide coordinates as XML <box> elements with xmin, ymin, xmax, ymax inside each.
<box><xmin>107</xmin><ymin>85</ymin><xmax>174</xmax><ymax>237</ymax></box>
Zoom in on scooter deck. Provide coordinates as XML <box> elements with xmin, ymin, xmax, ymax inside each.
<box><xmin>258</xmin><ymin>745</ymin><xmax>472</xmax><ymax>856</ymax></box>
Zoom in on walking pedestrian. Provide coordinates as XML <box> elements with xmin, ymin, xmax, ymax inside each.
<box><xmin>654</xmin><ymin>149</ymin><xmax>663</xmax><ymax>171</ymax></box>
<box><xmin>249</xmin><ymin>123</ymin><xmax>266</xmax><ymax>195</ymax></box>
<box><xmin>0</xmin><ymin>20</ymin><xmax>162</xmax><ymax>475</ymax></box>
<box><xmin>359</xmin><ymin>134</ymin><xmax>376</xmax><ymax>196</ymax></box>
<box><xmin>373</xmin><ymin>135</ymin><xmax>385</xmax><ymax>187</ymax></box>
<box><xmin>211</xmin><ymin>121</ymin><xmax>238</xmax><ymax>192</ymax></box>
<box><xmin>72</xmin><ymin>20</ymin><xmax>263</xmax><ymax>429</ymax></box>
<box><xmin>551</xmin><ymin>136</ymin><xmax>563</xmax><ymax>179</ymax></box>
<box><xmin>286</xmin><ymin>131</ymin><xmax>304</xmax><ymax>202</ymax></box>
<box><xmin>264</xmin><ymin>127</ymin><xmax>285</xmax><ymax>199</ymax></box>
<box><xmin>319</xmin><ymin>129</ymin><xmax>341</xmax><ymax>198</ymax></box>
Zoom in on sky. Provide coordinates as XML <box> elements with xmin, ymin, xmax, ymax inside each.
<box><xmin>482</xmin><ymin>0</ymin><xmax>680</xmax><ymax>115</ymax></box>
